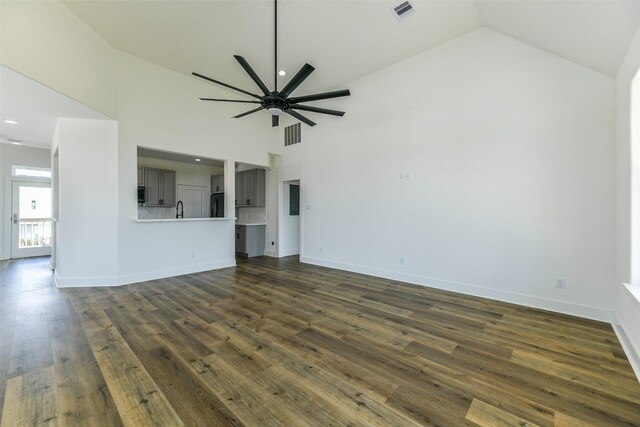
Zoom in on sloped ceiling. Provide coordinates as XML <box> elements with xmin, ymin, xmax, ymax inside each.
<box><xmin>0</xmin><ymin>66</ymin><xmax>108</xmax><ymax>148</ymax></box>
<box><xmin>61</xmin><ymin>0</ymin><xmax>640</xmax><ymax>98</ymax></box>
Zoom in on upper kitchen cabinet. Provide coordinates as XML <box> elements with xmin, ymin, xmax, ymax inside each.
<box><xmin>211</xmin><ymin>174</ymin><xmax>224</xmax><ymax>193</ymax></box>
<box><xmin>235</xmin><ymin>169</ymin><xmax>265</xmax><ymax>207</ymax></box>
<box><xmin>137</xmin><ymin>167</ymin><xmax>145</xmax><ymax>186</ymax></box>
<box><xmin>145</xmin><ymin>168</ymin><xmax>176</xmax><ymax>207</ymax></box>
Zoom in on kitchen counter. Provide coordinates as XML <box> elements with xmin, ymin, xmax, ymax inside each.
<box><xmin>136</xmin><ymin>217</ymin><xmax>235</xmax><ymax>223</ymax></box>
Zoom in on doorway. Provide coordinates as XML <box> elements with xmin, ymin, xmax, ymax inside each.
<box><xmin>282</xmin><ymin>180</ymin><xmax>300</xmax><ymax>256</ymax></box>
<box><xmin>11</xmin><ymin>181</ymin><xmax>52</xmax><ymax>258</ymax></box>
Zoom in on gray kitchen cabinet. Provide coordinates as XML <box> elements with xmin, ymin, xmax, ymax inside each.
<box><xmin>144</xmin><ymin>168</ymin><xmax>176</xmax><ymax>207</ymax></box>
<box><xmin>211</xmin><ymin>174</ymin><xmax>224</xmax><ymax>193</ymax></box>
<box><xmin>235</xmin><ymin>168</ymin><xmax>265</xmax><ymax>207</ymax></box>
<box><xmin>235</xmin><ymin>171</ymin><xmax>245</xmax><ymax>206</ymax></box>
<box><xmin>137</xmin><ymin>167</ymin><xmax>145</xmax><ymax>186</ymax></box>
<box><xmin>235</xmin><ymin>224</ymin><xmax>265</xmax><ymax>257</ymax></box>
<box><xmin>235</xmin><ymin>225</ymin><xmax>246</xmax><ymax>254</ymax></box>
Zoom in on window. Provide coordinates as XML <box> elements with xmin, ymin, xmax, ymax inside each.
<box><xmin>12</xmin><ymin>165</ymin><xmax>52</xmax><ymax>179</ymax></box>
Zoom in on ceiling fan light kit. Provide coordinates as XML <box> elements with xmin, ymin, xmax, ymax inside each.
<box><xmin>193</xmin><ymin>0</ymin><xmax>350</xmax><ymax>127</ymax></box>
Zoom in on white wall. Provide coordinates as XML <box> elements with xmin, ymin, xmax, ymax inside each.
<box><xmin>0</xmin><ymin>1</ymin><xmax>118</xmax><ymax>118</ymax></box>
<box><xmin>115</xmin><ymin>51</ymin><xmax>280</xmax><ymax>281</ymax></box>
<box><xmin>297</xmin><ymin>28</ymin><xmax>615</xmax><ymax>321</ymax></box>
<box><xmin>53</xmin><ymin>118</ymin><xmax>119</xmax><ymax>285</ymax></box>
<box><xmin>2</xmin><ymin>1</ymin><xmax>282</xmax><ymax>285</ymax></box>
<box><xmin>0</xmin><ymin>144</ymin><xmax>51</xmax><ymax>259</ymax></box>
<box><xmin>614</xmin><ymin>23</ymin><xmax>640</xmax><ymax>376</ymax></box>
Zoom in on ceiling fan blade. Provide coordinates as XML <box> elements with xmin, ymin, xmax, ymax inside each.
<box><xmin>286</xmin><ymin>109</ymin><xmax>316</xmax><ymax>127</ymax></box>
<box><xmin>290</xmin><ymin>104</ymin><xmax>345</xmax><ymax>117</ymax></box>
<box><xmin>279</xmin><ymin>63</ymin><xmax>315</xmax><ymax>98</ymax></box>
<box><xmin>199</xmin><ymin>98</ymin><xmax>261</xmax><ymax>104</ymax></box>
<box><xmin>233</xmin><ymin>107</ymin><xmax>263</xmax><ymax>119</ymax></box>
<box><xmin>288</xmin><ymin>89</ymin><xmax>351</xmax><ymax>104</ymax></box>
<box><xmin>234</xmin><ymin>55</ymin><xmax>271</xmax><ymax>96</ymax></box>
<box><xmin>192</xmin><ymin>72</ymin><xmax>262</xmax><ymax>99</ymax></box>
<box><xmin>272</xmin><ymin>115</ymin><xmax>279</xmax><ymax>127</ymax></box>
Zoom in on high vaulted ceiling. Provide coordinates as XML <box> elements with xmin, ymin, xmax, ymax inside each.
<box><xmin>62</xmin><ymin>0</ymin><xmax>640</xmax><ymax>99</ymax></box>
<box><xmin>0</xmin><ymin>66</ymin><xmax>108</xmax><ymax>149</ymax></box>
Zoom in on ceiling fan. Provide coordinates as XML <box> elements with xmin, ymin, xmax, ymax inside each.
<box><xmin>192</xmin><ymin>0</ymin><xmax>350</xmax><ymax>127</ymax></box>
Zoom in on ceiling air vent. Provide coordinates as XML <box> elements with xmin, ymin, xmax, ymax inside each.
<box><xmin>393</xmin><ymin>1</ymin><xmax>415</xmax><ymax>21</ymax></box>
<box><xmin>284</xmin><ymin>123</ymin><xmax>301</xmax><ymax>147</ymax></box>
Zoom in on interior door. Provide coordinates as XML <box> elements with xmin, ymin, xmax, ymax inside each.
<box><xmin>177</xmin><ymin>185</ymin><xmax>207</xmax><ymax>218</ymax></box>
<box><xmin>11</xmin><ymin>181</ymin><xmax>52</xmax><ymax>258</ymax></box>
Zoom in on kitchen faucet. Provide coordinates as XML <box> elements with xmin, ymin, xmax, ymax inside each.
<box><xmin>176</xmin><ymin>200</ymin><xmax>184</xmax><ymax>219</ymax></box>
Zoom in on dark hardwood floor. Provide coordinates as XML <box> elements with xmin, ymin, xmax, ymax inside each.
<box><xmin>1</xmin><ymin>256</ymin><xmax>639</xmax><ymax>426</ymax></box>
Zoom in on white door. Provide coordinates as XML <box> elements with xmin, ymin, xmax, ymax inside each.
<box><xmin>177</xmin><ymin>185</ymin><xmax>208</xmax><ymax>218</ymax></box>
<box><xmin>11</xmin><ymin>181</ymin><xmax>52</xmax><ymax>258</ymax></box>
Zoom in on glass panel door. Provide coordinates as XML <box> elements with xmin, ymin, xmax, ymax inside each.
<box><xmin>11</xmin><ymin>181</ymin><xmax>52</xmax><ymax>258</ymax></box>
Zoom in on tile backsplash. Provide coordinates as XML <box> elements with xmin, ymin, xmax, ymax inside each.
<box><xmin>237</xmin><ymin>207</ymin><xmax>266</xmax><ymax>224</ymax></box>
<box><xmin>138</xmin><ymin>206</ymin><xmax>175</xmax><ymax>219</ymax></box>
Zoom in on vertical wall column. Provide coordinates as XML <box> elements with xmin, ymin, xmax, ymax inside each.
<box><xmin>54</xmin><ymin>118</ymin><xmax>119</xmax><ymax>286</ymax></box>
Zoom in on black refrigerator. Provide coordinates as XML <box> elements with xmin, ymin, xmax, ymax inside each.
<box><xmin>211</xmin><ymin>193</ymin><xmax>225</xmax><ymax>218</ymax></box>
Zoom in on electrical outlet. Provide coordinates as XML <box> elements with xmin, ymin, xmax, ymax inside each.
<box><xmin>556</xmin><ymin>278</ymin><xmax>566</xmax><ymax>289</ymax></box>
<box><xmin>191</xmin><ymin>252</ymin><xmax>195</xmax><ymax>259</ymax></box>
<box><xmin>405</xmin><ymin>173</ymin><xmax>410</xmax><ymax>181</ymax></box>
<box><xmin>271</xmin><ymin>241</ymin><xmax>275</xmax><ymax>246</ymax></box>
<box><xmin>319</xmin><ymin>247</ymin><xmax>324</xmax><ymax>254</ymax></box>
<box><xmin>400</xmin><ymin>173</ymin><xmax>405</xmax><ymax>181</ymax></box>
<box><xmin>400</xmin><ymin>257</ymin><xmax>406</xmax><ymax>266</ymax></box>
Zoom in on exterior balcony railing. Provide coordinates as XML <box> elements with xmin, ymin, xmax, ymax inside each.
<box><xmin>19</xmin><ymin>218</ymin><xmax>52</xmax><ymax>248</ymax></box>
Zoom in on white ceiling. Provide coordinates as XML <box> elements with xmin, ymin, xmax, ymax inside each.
<box><xmin>60</xmin><ymin>0</ymin><xmax>640</xmax><ymax>102</ymax></box>
<box><xmin>138</xmin><ymin>147</ymin><xmax>225</xmax><ymax>168</ymax></box>
<box><xmin>0</xmin><ymin>66</ymin><xmax>108</xmax><ymax>149</ymax></box>
<box><xmin>4</xmin><ymin>1</ymin><xmax>640</xmax><ymax>151</ymax></box>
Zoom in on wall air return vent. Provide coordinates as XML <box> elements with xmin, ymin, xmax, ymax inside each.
<box><xmin>284</xmin><ymin>123</ymin><xmax>301</xmax><ymax>146</ymax></box>
<box><xmin>393</xmin><ymin>1</ymin><xmax>415</xmax><ymax>21</ymax></box>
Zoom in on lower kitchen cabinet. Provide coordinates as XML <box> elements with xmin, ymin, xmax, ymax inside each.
<box><xmin>235</xmin><ymin>224</ymin><xmax>265</xmax><ymax>257</ymax></box>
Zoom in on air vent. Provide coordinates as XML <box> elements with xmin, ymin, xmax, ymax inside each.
<box><xmin>284</xmin><ymin>123</ymin><xmax>301</xmax><ymax>147</ymax></box>
<box><xmin>393</xmin><ymin>1</ymin><xmax>415</xmax><ymax>21</ymax></box>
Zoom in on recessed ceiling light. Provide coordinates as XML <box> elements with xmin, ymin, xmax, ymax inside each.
<box><xmin>4</xmin><ymin>119</ymin><xmax>18</xmax><ymax>125</ymax></box>
<box><xmin>195</xmin><ymin>158</ymin><xmax>201</xmax><ymax>162</ymax></box>
<box><xmin>278</xmin><ymin>70</ymin><xmax>286</xmax><ymax>76</ymax></box>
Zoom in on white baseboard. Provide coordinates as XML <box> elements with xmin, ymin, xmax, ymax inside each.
<box><xmin>612</xmin><ymin>311</ymin><xmax>640</xmax><ymax>382</ymax></box>
<box><xmin>282</xmin><ymin>249</ymin><xmax>300</xmax><ymax>257</ymax></box>
<box><xmin>300</xmin><ymin>256</ymin><xmax>612</xmax><ymax>323</ymax></box>
<box><xmin>54</xmin><ymin>259</ymin><xmax>237</xmax><ymax>288</ymax></box>
<box><xmin>263</xmin><ymin>250</ymin><xmax>278</xmax><ymax>257</ymax></box>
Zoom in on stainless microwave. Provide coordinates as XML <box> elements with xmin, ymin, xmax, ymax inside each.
<box><xmin>137</xmin><ymin>186</ymin><xmax>145</xmax><ymax>203</ymax></box>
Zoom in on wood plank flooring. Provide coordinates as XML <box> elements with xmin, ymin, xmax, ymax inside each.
<box><xmin>1</xmin><ymin>256</ymin><xmax>639</xmax><ymax>426</ymax></box>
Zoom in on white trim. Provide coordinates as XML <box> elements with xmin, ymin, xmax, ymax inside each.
<box><xmin>263</xmin><ymin>250</ymin><xmax>278</xmax><ymax>257</ymax></box>
<box><xmin>54</xmin><ymin>259</ymin><xmax>236</xmax><ymax>288</ymax></box>
<box><xmin>301</xmin><ymin>256</ymin><xmax>612</xmax><ymax>322</ymax></box>
<box><xmin>612</xmin><ymin>311</ymin><xmax>640</xmax><ymax>382</ymax></box>
<box><xmin>282</xmin><ymin>249</ymin><xmax>300</xmax><ymax>257</ymax></box>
